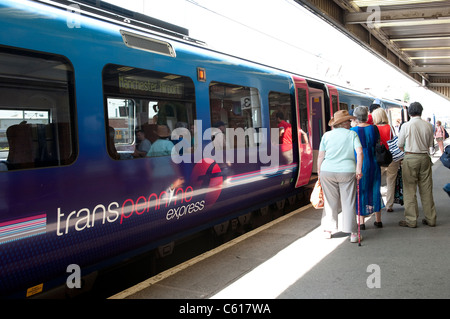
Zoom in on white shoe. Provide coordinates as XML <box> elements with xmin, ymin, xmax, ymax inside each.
<box><xmin>323</xmin><ymin>230</ymin><xmax>332</xmax><ymax>239</ymax></box>
<box><xmin>350</xmin><ymin>233</ymin><xmax>362</xmax><ymax>243</ymax></box>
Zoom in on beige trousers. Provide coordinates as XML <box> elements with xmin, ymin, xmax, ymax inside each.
<box><xmin>381</xmin><ymin>160</ymin><xmax>400</xmax><ymax>209</ymax></box>
<box><xmin>402</xmin><ymin>154</ymin><xmax>437</xmax><ymax>226</ymax></box>
<box><xmin>319</xmin><ymin>171</ymin><xmax>357</xmax><ymax>233</ymax></box>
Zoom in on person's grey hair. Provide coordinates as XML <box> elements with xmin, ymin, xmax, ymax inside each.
<box><xmin>353</xmin><ymin>106</ymin><xmax>368</xmax><ymax>123</ymax></box>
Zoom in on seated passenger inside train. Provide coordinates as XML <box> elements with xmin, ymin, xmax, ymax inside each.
<box><xmin>147</xmin><ymin>125</ymin><xmax>174</xmax><ymax>157</ymax></box>
<box><xmin>133</xmin><ymin>129</ymin><xmax>152</xmax><ymax>158</ymax></box>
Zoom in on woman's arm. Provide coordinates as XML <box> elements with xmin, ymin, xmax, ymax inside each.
<box><xmin>317</xmin><ymin>150</ymin><xmax>325</xmax><ymax>176</ymax></box>
<box><xmin>355</xmin><ymin>146</ymin><xmax>363</xmax><ymax>180</ymax></box>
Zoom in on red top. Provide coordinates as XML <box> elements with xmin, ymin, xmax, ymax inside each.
<box><xmin>278</xmin><ymin>120</ymin><xmax>292</xmax><ymax>151</ymax></box>
<box><xmin>376</xmin><ymin>124</ymin><xmax>391</xmax><ymax>149</ymax></box>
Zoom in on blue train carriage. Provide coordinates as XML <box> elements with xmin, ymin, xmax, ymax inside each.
<box><xmin>335</xmin><ymin>86</ymin><xmax>408</xmax><ymax>126</ymax></box>
<box><xmin>378</xmin><ymin>98</ymin><xmax>409</xmax><ymax>126</ymax></box>
<box><xmin>336</xmin><ymin>86</ymin><xmax>374</xmax><ymax>112</ymax></box>
<box><xmin>0</xmin><ymin>0</ymin><xmax>312</xmax><ymax>297</ymax></box>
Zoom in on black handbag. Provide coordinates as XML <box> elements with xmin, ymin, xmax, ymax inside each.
<box><xmin>374</xmin><ymin>126</ymin><xmax>392</xmax><ymax>167</ymax></box>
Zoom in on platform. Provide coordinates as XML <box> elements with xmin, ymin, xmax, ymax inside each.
<box><xmin>110</xmin><ymin>145</ymin><xmax>450</xmax><ymax>300</ymax></box>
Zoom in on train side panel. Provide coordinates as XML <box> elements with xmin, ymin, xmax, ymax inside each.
<box><xmin>0</xmin><ymin>0</ymin><xmax>305</xmax><ymax>297</ymax></box>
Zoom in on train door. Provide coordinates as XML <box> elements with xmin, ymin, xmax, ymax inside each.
<box><xmin>309</xmin><ymin>87</ymin><xmax>325</xmax><ymax>173</ymax></box>
<box><xmin>292</xmin><ymin>76</ymin><xmax>313</xmax><ymax>187</ymax></box>
<box><xmin>327</xmin><ymin>85</ymin><xmax>339</xmax><ymax>117</ymax></box>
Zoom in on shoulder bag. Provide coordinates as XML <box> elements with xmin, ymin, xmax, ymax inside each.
<box><xmin>387</xmin><ymin>125</ymin><xmax>404</xmax><ymax>162</ymax></box>
<box><xmin>374</xmin><ymin>126</ymin><xmax>392</xmax><ymax>167</ymax></box>
<box><xmin>394</xmin><ymin>166</ymin><xmax>404</xmax><ymax>205</ymax></box>
<box><xmin>310</xmin><ymin>179</ymin><xmax>324</xmax><ymax>209</ymax></box>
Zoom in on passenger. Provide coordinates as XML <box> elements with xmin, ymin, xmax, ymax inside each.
<box><xmin>276</xmin><ymin>112</ymin><xmax>292</xmax><ymax>145</ymax></box>
<box><xmin>372</xmin><ymin>108</ymin><xmax>400</xmax><ymax>213</ymax></box>
<box><xmin>317</xmin><ymin>110</ymin><xmax>363</xmax><ymax>242</ymax></box>
<box><xmin>147</xmin><ymin>125</ymin><xmax>174</xmax><ymax>157</ymax></box>
<box><xmin>427</xmin><ymin>117</ymin><xmax>436</xmax><ymax>154</ymax></box>
<box><xmin>434</xmin><ymin>120</ymin><xmax>446</xmax><ymax>154</ymax></box>
<box><xmin>133</xmin><ymin>129</ymin><xmax>151</xmax><ymax>158</ymax></box>
<box><xmin>427</xmin><ymin>117</ymin><xmax>435</xmax><ymax>131</ymax></box>
<box><xmin>397</xmin><ymin>102</ymin><xmax>436</xmax><ymax>228</ymax></box>
<box><xmin>211</xmin><ymin>121</ymin><xmax>227</xmax><ymax>151</ymax></box>
<box><xmin>348</xmin><ymin>109</ymin><xmax>357</xmax><ymax>127</ymax></box>
<box><xmin>367</xmin><ymin>102</ymin><xmax>380</xmax><ymax>125</ymax></box>
<box><xmin>275</xmin><ymin>112</ymin><xmax>293</xmax><ymax>164</ymax></box>
<box><xmin>107</xmin><ymin>126</ymin><xmax>120</xmax><ymax>160</ymax></box>
<box><xmin>393</xmin><ymin>118</ymin><xmax>401</xmax><ymax>136</ymax></box>
<box><xmin>351</xmin><ymin>106</ymin><xmax>384</xmax><ymax>229</ymax></box>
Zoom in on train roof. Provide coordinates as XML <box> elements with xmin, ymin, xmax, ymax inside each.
<box><xmin>31</xmin><ymin>0</ymin><xmax>206</xmax><ymax>46</ymax></box>
<box><xmin>13</xmin><ymin>0</ymin><xmax>407</xmax><ymax>103</ymax></box>
<box><xmin>22</xmin><ymin>0</ymin><xmax>347</xmax><ymax>87</ymax></box>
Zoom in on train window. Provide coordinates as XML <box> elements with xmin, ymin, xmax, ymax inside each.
<box><xmin>209</xmin><ymin>82</ymin><xmax>261</xmax><ymax>149</ymax></box>
<box><xmin>102</xmin><ymin>64</ymin><xmax>196</xmax><ymax>159</ymax></box>
<box><xmin>297</xmin><ymin>88</ymin><xmax>309</xmax><ymax>144</ymax></box>
<box><xmin>331</xmin><ymin>95</ymin><xmax>339</xmax><ymax>114</ymax></box>
<box><xmin>268</xmin><ymin>91</ymin><xmax>294</xmax><ymax>145</ymax></box>
<box><xmin>0</xmin><ymin>46</ymin><xmax>77</xmax><ymax>171</ymax></box>
<box><xmin>340</xmin><ymin>103</ymin><xmax>349</xmax><ymax>111</ymax></box>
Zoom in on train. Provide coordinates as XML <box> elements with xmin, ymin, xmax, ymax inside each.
<box><xmin>0</xmin><ymin>0</ymin><xmax>407</xmax><ymax>298</ymax></box>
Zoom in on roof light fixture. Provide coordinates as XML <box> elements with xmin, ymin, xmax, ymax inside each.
<box><xmin>352</xmin><ymin>0</ymin><xmax>447</xmax><ymax>7</ymax></box>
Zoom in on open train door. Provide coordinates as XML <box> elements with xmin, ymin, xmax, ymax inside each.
<box><xmin>293</xmin><ymin>76</ymin><xmax>313</xmax><ymax>187</ymax></box>
<box><xmin>327</xmin><ymin>84</ymin><xmax>340</xmax><ymax>116</ymax></box>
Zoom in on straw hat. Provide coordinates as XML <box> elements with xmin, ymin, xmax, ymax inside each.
<box><xmin>154</xmin><ymin>125</ymin><xmax>171</xmax><ymax>138</ymax></box>
<box><xmin>328</xmin><ymin>110</ymin><xmax>355</xmax><ymax>127</ymax></box>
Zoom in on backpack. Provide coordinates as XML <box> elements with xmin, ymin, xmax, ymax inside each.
<box><xmin>440</xmin><ymin>145</ymin><xmax>450</xmax><ymax>169</ymax></box>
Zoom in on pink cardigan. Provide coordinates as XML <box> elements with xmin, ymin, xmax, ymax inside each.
<box><xmin>435</xmin><ymin>125</ymin><xmax>445</xmax><ymax>138</ymax></box>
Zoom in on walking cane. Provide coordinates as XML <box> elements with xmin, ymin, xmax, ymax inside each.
<box><xmin>357</xmin><ymin>179</ymin><xmax>361</xmax><ymax>246</ymax></box>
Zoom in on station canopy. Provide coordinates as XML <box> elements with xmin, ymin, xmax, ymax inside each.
<box><xmin>296</xmin><ymin>0</ymin><xmax>450</xmax><ymax>100</ymax></box>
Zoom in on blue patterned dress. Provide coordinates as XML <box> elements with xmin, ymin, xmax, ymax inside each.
<box><xmin>351</xmin><ymin>125</ymin><xmax>384</xmax><ymax>216</ymax></box>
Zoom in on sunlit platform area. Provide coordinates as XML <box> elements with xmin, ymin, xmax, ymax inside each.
<box><xmin>111</xmin><ymin>146</ymin><xmax>450</xmax><ymax>300</ymax></box>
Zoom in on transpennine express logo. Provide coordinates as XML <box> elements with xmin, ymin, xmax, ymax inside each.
<box><xmin>190</xmin><ymin>158</ymin><xmax>224</xmax><ymax>207</ymax></box>
<box><xmin>55</xmin><ymin>159</ymin><xmax>224</xmax><ymax>236</ymax></box>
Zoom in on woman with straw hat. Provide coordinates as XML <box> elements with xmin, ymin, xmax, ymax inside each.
<box><xmin>318</xmin><ymin>110</ymin><xmax>364</xmax><ymax>243</ymax></box>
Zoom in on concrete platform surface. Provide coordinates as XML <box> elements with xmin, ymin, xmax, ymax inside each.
<box><xmin>110</xmin><ymin>148</ymin><xmax>450</xmax><ymax>300</ymax></box>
